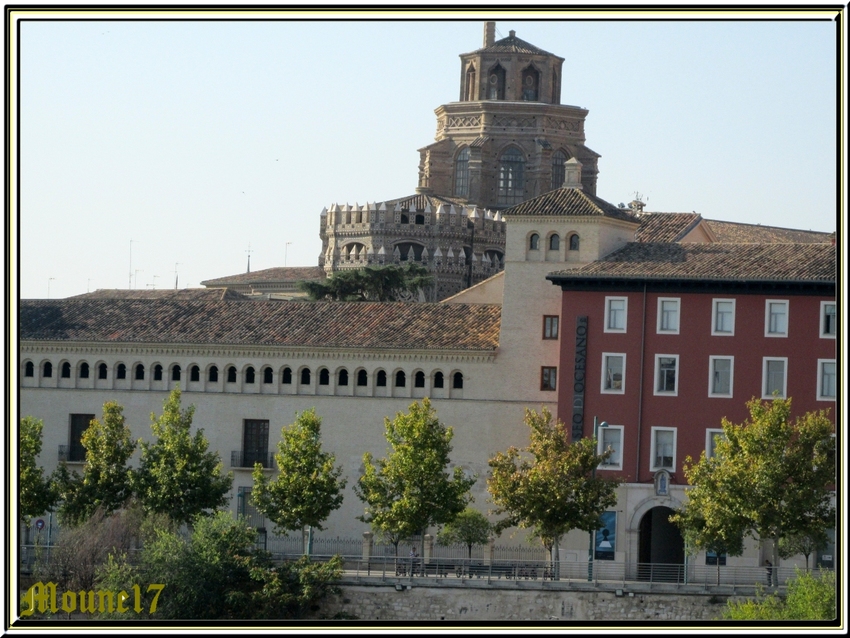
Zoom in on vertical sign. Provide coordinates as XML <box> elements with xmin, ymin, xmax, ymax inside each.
<box><xmin>595</xmin><ymin>511</ymin><xmax>616</xmax><ymax>560</ymax></box>
<box><xmin>572</xmin><ymin>315</ymin><xmax>588</xmax><ymax>442</ymax></box>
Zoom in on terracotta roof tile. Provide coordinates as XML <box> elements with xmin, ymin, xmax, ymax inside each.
<box><xmin>503</xmin><ymin>188</ymin><xmax>640</xmax><ymax>223</ymax></box>
<box><xmin>634</xmin><ymin>213</ymin><xmax>702</xmax><ymax>243</ymax></box>
<box><xmin>705</xmin><ymin>220</ymin><xmax>834</xmax><ymax>244</ymax></box>
<box><xmin>201</xmin><ymin>266</ymin><xmax>326</xmax><ymax>287</ymax></box>
<box><xmin>20</xmin><ymin>299</ymin><xmax>501</xmax><ymax>352</ymax></box>
<box><xmin>471</xmin><ymin>33</ymin><xmax>559</xmax><ymax>58</ymax></box>
<box><xmin>69</xmin><ymin>288</ymin><xmax>249</xmax><ymax>301</ymax></box>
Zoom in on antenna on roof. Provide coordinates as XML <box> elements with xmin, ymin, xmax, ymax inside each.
<box><xmin>246</xmin><ymin>244</ymin><xmax>253</xmax><ymax>273</ymax></box>
<box><xmin>174</xmin><ymin>262</ymin><xmax>183</xmax><ymax>290</ymax></box>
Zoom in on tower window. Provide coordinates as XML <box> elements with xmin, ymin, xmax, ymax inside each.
<box><xmin>190</xmin><ymin>365</ymin><xmax>200</xmax><ymax>382</ymax></box>
<box><xmin>25</xmin><ymin>361</ymin><xmax>34</xmax><ymax>377</ymax></box>
<box><xmin>453</xmin><ymin>372</ymin><xmax>464</xmax><ymax>389</ymax></box>
<box><xmin>357</xmin><ymin>369</ymin><xmax>368</xmax><ymax>386</ymax></box>
<box><xmin>245</xmin><ymin>366</ymin><xmax>256</xmax><ymax>384</ymax></box>
<box><xmin>549</xmin><ymin>234</ymin><xmax>560</xmax><ymax>251</ymax></box>
<box><xmin>135</xmin><ymin>363</ymin><xmax>145</xmax><ymax>380</ymax></box>
<box><xmin>227</xmin><ymin>366</ymin><xmax>237</xmax><ymax>383</ymax></box>
<box><xmin>376</xmin><ymin>370</ymin><xmax>387</xmax><ymax>387</ymax></box>
<box><xmin>117</xmin><ymin>363</ymin><xmax>126</xmax><ymax>379</ymax></box>
<box><xmin>263</xmin><ymin>367</ymin><xmax>273</xmax><ymax>384</ymax></box>
<box><xmin>98</xmin><ymin>363</ymin><xmax>108</xmax><ymax>379</ymax></box>
<box><xmin>415</xmin><ymin>371</ymin><xmax>425</xmax><ymax>388</ymax></box>
<box><xmin>529</xmin><ymin>234</ymin><xmax>540</xmax><ymax>251</ymax></box>
<box><xmin>552</xmin><ymin>151</ymin><xmax>567</xmax><ymax>190</ymax></box>
<box><xmin>465</xmin><ymin>63</ymin><xmax>477</xmax><ymax>101</ymax></box>
<box><xmin>61</xmin><ymin>362</ymin><xmax>71</xmax><ymax>378</ymax></box>
<box><xmin>487</xmin><ymin>64</ymin><xmax>505</xmax><ymax>100</ymax></box>
<box><xmin>521</xmin><ymin>65</ymin><xmax>539</xmax><ymax>101</ymax></box>
<box><xmin>209</xmin><ymin>365</ymin><xmax>219</xmax><ymax>382</ymax></box>
<box><xmin>154</xmin><ymin>364</ymin><xmax>163</xmax><ymax>381</ymax></box>
<box><xmin>569</xmin><ymin>234</ymin><xmax>580</xmax><ymax>251</ymax></box>
<box><xmin>171</xmin><ymin>365</ymin><xmax>181</xmax><ymax>382</ymax></box>
<box><xmin>300</xmin><ymin>368</ymin><xmax>311</xmax><ymax>385</ymax></box>
<box><xmin>319</xmin><ymin>368</ymin><xmax>330</xmax><ymax>386</ymax></box>
<box><xmin>395</xmin><ymin>371</ymin><xmax>406</xmax><ymax>387</ymax></box>
<box><xmin>79</xmin><ymin>362</ymin><xmax>89</xmax><ymax>379</ymax></box>
<box><xmin>43</xmin><ymin>361</ymin><xmax>53</xmax><ymax>378</ymax></box>
<box><xmin>434</xmin><ymin>371</ymin><xmax>444</xmax><ymax>388</ymax></box>
<box><xmin>498</xmin><ymin>147</ymin><xmax>525</xmax><ymax>206</ymax></box>
<box><xmin>282</xmin><ymin>367</ymin><xmax>292</xmax><ymax>384</ymax></box>
<box><xmin>338</xmin><ymin>369</ymin><xmax>349</xmax><ymax>386</ymax></box>
<box><xmin>454</xmin><ymin>147</ymin><xmax>470</xmax><ymax>197</ymax></box>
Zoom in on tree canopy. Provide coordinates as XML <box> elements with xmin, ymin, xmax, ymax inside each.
<box><xmin>19</xmin><ymin>416</ymin><xmax>57</xmax><ymax>522</ymax></box>
<box><xmin>436</xmin><ymin>507</ymin><xmax>492</xmax><ymax>559</ymax></box>
<box><xmin>299</xmin><ymin>263</ymin><xmax>432</xmax><ymax>301</ymax></box>
<box><xmin>671</xmin><ymin>398</ymin><xmax>835</xmax><ymax>574</ymax></box>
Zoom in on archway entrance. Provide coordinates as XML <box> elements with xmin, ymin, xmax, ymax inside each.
<box><xmin>638</xmin><ymin>506</ymin><xmax>685</xmax><ymax>582</ymax></box>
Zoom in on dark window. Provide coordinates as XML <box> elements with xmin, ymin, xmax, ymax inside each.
<box><xmin>551</xmin><ymin>150</ymin><xmax>567</xmax><ymax>189</ymax></box>
<box><xmin>338</xmin><ymin>369</ymin><xmax>349</xmax><ymax>386</ymax></box>
<box><xmin>209</xmin><ymin>365</ymin><xmax>219</xmax><ymax>382</ymax></box>
<box><xmin>282</xmin><ymin>367</ymin><xmax>292</xmax><ymax>384</ymax></box>
<box><xmin>549</xmin><ymin>234</ymin><xmax>560</xmax><ymax>251</ymax></box>
<box><xmin>541</xmin><ymin>367</ymin><xmax>557</xmax><ymax>391</ymax></box>
<box><xmin>69</xmin><ymin>414</ymin><xmax>94</xmax><ymax>463</ymax></box>
<box><xmin>98</xmin><ymin>363</ymin><xmax>108</xmax><ymax>379</ymax></box>
<box><xmin>263</xmin><ymin>367</ymin><xmax>273</xmax><ymax>384</ymax></box>
<box><xmin>569</xmin><ymin>234</ymin><xmax>580</xmax><ymax>251</ymax></box>
<box><xmin>43</xmin><ymin>361</ymin><xmax>53</xmax><ymax>378</ymax></box>
<box><xmin>529</xmin><ymin>234</ymin><xmax>539</xmax><ymax>251</ymax></box>
<box><xmin>242</xmin><ymin>419</ymin><xmax>270</xmax><ymax>468</ymax></box>
<box><xmin>154</xmin><ymin>365</ymin><xmax>163</xmax><ymax>381</ymax></box>
<box><xmin>498</xmin><ymin>147</ymin><xmax>525</xmax><ymax>206</ymax></box>
<box><xmin>464</xmin><ymin>63</ymin><xmax>477</xmax><ymax>101</ymax></box>
<box><xmin>357</xmin><ymin>370</ymin><xmax>368</xmax><ymax>386</ymax></box>
<box><xmin>376</xmin><ymin>370</ymin><xmax>387</xmax><ymax>387</ymax></box>
<box><xmin>521</xmin><ymin>65</ymin><xmax>539</xmax><ymax>101</ymax></box>
<box><xmin>61</xmin><ymin>362</ymin><xmax>71</xmax><ymax>378</ymax></box>
<box><xmin>415</xmin><ymin>371</ymin><xmax>426</xmax><ymax>388</ymax></box>
<box><xmin>25</xmin><ymin>361</ymin><xmax>34</xmax><ymax>377</ymax></box>
<box><xmin>300</xmin><ymin>368</ymin><xmax>311</xmax><ymax>385</ymax></box>
<box><xmin>453</xmin><ymin>372</ymin><xmax>464</xmax><ymax>389</ymax></box>
<box><xmin>245</xmin><ymin>367</ymin><xmax>256</xmax><ymax>384</ymax></box>
<box><xmin>487</xmin><ymin>64</ymin><xmax>505</xmax><ymax>100</ymax></box>
<box><xmin>171</xmin><ymin>365</ymin><xmax>181</xmax><ymax>381</ymax></box>
<box><xmin>454</xmin><ymin>147</ymin><xmax>470</xmax><ymax>197</ymax></box>
<box><xmin>117</xmin><ymin>363</ymin><xmax>127</xmax><ymax>379</ymax></box>
<box><xmin>135</xmin><ymin>363</ymin><xmax>145</xmax><ymax>380</ymax></box>
<box><xmin>434</xmin><ymin>371</ymin><xmax>444</xmax><ymax>388</ymax></box>
<box><xmin>190</xmin><ymin>365</ymin><xmax>200</xmax><ymax>382</ymax></box>
<box><xmin>415</xmin><ymin>214</ymin><xmax>425</xmax><ymax>225</ymax></box>
<box><xmin>79</xmin><ymin>362</ymin><xmax>90</xmax><ymax>379</ymax></box>
<box><xmin>395</xmin><ymin>371</ymin><xmax>406</xmax><ymax>387</ymax></box>
<box><xmin>543</xmin><ymin>316</ymin><xmax>559</xmax><ymax>340</ymax></box>
<box><xmin>227</xmin><ymin>366</ymin><xmax>237</xmax><ymax>383</ymax></box>
<box><xmin>319</xmin><ymin>369</ymin><xmax>330</xmax><ymax>385</ymax></box>
<box><xmin>400</xmin><ymin>213</ymin><xmax>409</xmax><ymax>224</ymax></box>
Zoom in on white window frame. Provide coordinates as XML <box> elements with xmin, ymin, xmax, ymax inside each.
<box><xmin>657</xmin><ymin>297</ymin><xmax>681</xmax><ymax>334</ymax></box>
<box><xmin>597</xmin><ymin>425</ymin><xmax>624</xmax><ymax>471</ymax></box>
<box><xmin>601</xmin><ymin>352</ymin><xmax>626</xmax><ymax>394</ymax></box>
<box><xmin>817</xmin><ymin>359</ymin><xmax>836</xmax><ymax>401</ymax></box>
<box><xmin>654</xmin><ymin>354</ymin><xmax>679</xmax><ymax>396</ymax></box>
<box><xmin>705</xmin><ymin>429</ymin><xmax>726</xmax><ymax>460</ymax></box>
<box><xmin>764</xmin><ymin>299</ymin><xmax>789</xmax><ymax>337</ymax></box>
<box><xmin>604</xmin><ymin>296</ymin><xmax>628</xmax><ymax>333</ymax></box>
<box><xmin>820</xmin><ymin>301</ymin><xmax>836</xmax><ymax>339</ymax></box>
<box><xmin>711</xmin><ymin>298</ymin><xmax>736</xmax><ymax>336</ymax></box>
<box><xmin>762</xmin><ymin>357</ymin><xmax>788</xmax><ymax>399</ymax></box>
<box><xmin>650</xmin><ymin>427</ymin><xmax>677</xmax><ymax>472</ymax></box>
<box><xmin>708</xmin><ymin>355</ymin><xmax>734</xmax><ymax>398</ymax></box>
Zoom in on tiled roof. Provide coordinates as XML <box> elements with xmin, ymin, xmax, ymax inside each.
<box><xmin>548</xmin><ymin>243</ymin><xmax>835</xmax><ymax>283</ymax></box>
<box><xmin>20</xmin><ymin>299</ymin><xmax>501</xmax><ymax>351</ymax></box>
<box><xmin>634</xmin><ymin>213</ymin><xmax>703</xmax><ymax>243</ymax></box>
<box><xmin>201</xmin><ymin>266</ymin><xmax>326</xmax><ymax>287</ymax></box>
<box><xmin>705</xmin><ymin>219</ymin><xmax>834</xmax><ymax>244</ymax></box>
<box><xmin>472</xmin><ymin>32</ymin><xmax>557</xmax><ymax>57</ymax></box>
<box><xmin>380</xmin><ymin>193</ymin><xmax>468</xmax><ymax>211</ymax></box>
<box><xmin>503</xmin><ymin>188</ymin><xmax>640</xmax><ymax>224</ymax></box>
<box><xmin>68</xmin><ymin>288</ymin><xmax>249</xmax><ymax>301</ymax></box>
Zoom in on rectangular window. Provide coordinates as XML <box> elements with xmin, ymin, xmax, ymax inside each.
<box><xmin>604</xmin><ymin>297</ymin><xmax>628</xmax><ymax>333</ymax></box>
<box><xmin>762</xmin><ymin>357</ymin><xmax>788</xmax><ymax>399</ymax></box>
<box><xmin>821</xmin><ymin>301</ymin><xmax>836</xmax><ymax>338</ymax></box>
<box><xmin>765</xmin><ymin>300</ymin><xmax>789</xmax><ymax>337</ymax></box>
<box><xmin>651</xmin><ymin>427</ymin><xmax>676</xmax><ymax>471</ymax></box>
<box><xmin>705</xmin><ymin>429</ymin><xmax>725</xmax><ymax>459</ymax></box>
<box><xmin>657</xmin><ymin>298</ymin><xmax>680</xmax><ymax>334</ymax></box>
<box><xmin>817</xmin><ymin>359</ymin><xmax>836</xmax><ymax>401</ymax></box>
<box><xmin>597</xmin><ymin>426</ymin><xmax>624</xmax><ymax>470</ymax></box>
<box><xmin>543</xmin><ymin>315</ymin><xmax>559</xmax><ymax>339</ymax></box>
<box><xmin>708</xmin><ymin>356</ymin><xmax>734</xmax><ymax>397</ymax></box>
<box><xmin>242</xmin><ymin>419</ymin><xmax>270</xmax><ymax>468</ymax></box>
<box><xmin>541</xmin><ymin>366</ymin><xmax>557</xmax><ymax>391</ymax></box>
<box><xmin>601</xmin><ymin>353</ymin><xmax>626</xmax><ymax>394</ymax></box>
<box><xmin>712</xmin><ymin>299</ymin><xmax>735</xmax><ymax>336</ymax></box>
<box><xmin>654</xmin><ymin>355</ymin><xmax>679</xmax><ymax>395</ymax></box>
<box><xmin>68</xmin><ymin>414</ymin><xmax>94</xmax><ymax>463</ymax></box>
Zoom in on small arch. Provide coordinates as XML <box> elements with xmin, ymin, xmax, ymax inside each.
<box><xmin>548</xmin><ymin>234</ymin><xmax>560</xmax><ymax>251</ymax></box>
<box><xmin>319</xmin><ymin>368</ymin><xmax>330</xmax><ymax>386</ymax></box>
<box><xmin>521</xmin><ymin>64</ymin><xmax>540</xmax><ymax>101</ymax></box>
<box><xmin>529</xmin><ymin>233</ymin><xmax>540</xmax><ymax>251</ymax></box>
<box><xmin>245</xmin><ymin>366</ymin><xmax>256</xmax><ymax>384</ymax></box>
<box><xmin>227</xmin><ymin>366</ymin><xmax>237</xmax><ymax>383</ymax></box>
<box><xmin>153</xmin><ymin>364</ymin><xmax>163</xmax><ymax>381</ymax></box>
<box><xmin>454</xmin><ymin>146</ymin><xmax>470</xmax><ymax>197</ymax></box>
<box><xmin>433</xmin><ymin>371</ymin><xmax>445</xmax><ymax>388</ymax></box>
<box><xmin>171</xmin><ymin>364</ymin><xmax>181</xmax><ymax>382</ymax></box>
<box><xmin>43</xmin><ymin>361</ymin><xmax>53</xmax><ymax>378</ymax></box>
<box><xmin>116</xmin><ymin>363</ymin><xmax>127</xmax><ymax>379</ymax></box>
<box><xmin>61</xmin><ymin>362</ymin><xmax>71</xmax><ymax>378</ymax></box>
<box><xmin>135</xmin><ymin>363</ymin><xmax>145</xmax><ymax>380</ymax></box>
<box><xmin>281</xmin><ymin>367</ymin><xmax>293</xmax><ymax>385</ymax></box>
<box><xmin>414</xmin><ymin>371</ymin><xmax>426</xmax><ymax>388</ymax></box>
<box><xmin>395</xmin><ymin>370</ymin><xmax>406</xmax><ymax>387</ymax></box>
<box><xmin>190</xmin><ymin>365</ymin><xmax>201</xmax><ymax>382</ymax></box>
<box><xmin>453</xmin><ymin>372</ymin><xmax>464</xmax><ymax>389</ymax></box>
<box><xmin>208</xmin><ymin>365</ymin><xmax>219</xmax><ymax>383</ymax></box>
<box><xmin>79</xmin><ymin>362</ymin><xmax>90</xmax><ymax>379</ymax></box>
<box><xmin>376</xmin><ymin>370</ymin><xmax>387</xmax><ymax>387</ymax></box>
<box><xmin>24</xmin><ymin>361</ymin><xmax>34</xmax><ymax>377</ymax></box>
<box><xmin>569</xmin><ymin>233</ymin><xmax>580</xmax><ymax>251</ymax></box>
<box><xmin>357</xmin><ymin>369</ymin><xmax>368</xmax><ymax>386</ymax></box>
<box><xmin>263</xmin><ymin>366</ymin><xmax>273</xmax><ymax>384</ymax></box>
<box><xmin>464</xmin><ymin>63</ymin><xmax>477</xmax><ymax>101</ymax></box>
<box><xmin>487</xmin><ymin>63</ymin><xmax>506</xmax><ymax>100</ymax></box>
<box><xmin>338</xmin><ymin>368</ymin><xmax>349</xmax><ymax>386</ymax></box>
<box><xmin>300</xmin><ymin>368</ymin><xmax>312</xmax><ymax>386</ymax></box>
<box><xmin>98</xmin><ymin>363</ymin><xmax>108</xmax><ymax>380</ymax></box>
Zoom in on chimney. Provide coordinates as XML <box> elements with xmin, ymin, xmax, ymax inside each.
<box><xmin>484</xmin><ymin>21</ymin><xmax>495</xmax><ymax>47</ymax></box>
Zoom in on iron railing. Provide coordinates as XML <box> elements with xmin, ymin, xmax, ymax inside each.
<box><xmin>230</xmin><ymin>451</ymin><xmax>275</xmax><ymax>469</ymax></box>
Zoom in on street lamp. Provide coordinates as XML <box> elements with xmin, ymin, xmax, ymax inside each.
<box><xmin>588</xmin><ymin>416</ymin><xmax>608</xmax><ymax>582</ymax></box>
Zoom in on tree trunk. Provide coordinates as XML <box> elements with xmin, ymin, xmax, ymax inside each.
<box><xmin>552</xmin><ymin>536</ymin><xmax>561</xmax><ymax>581</ymax></box>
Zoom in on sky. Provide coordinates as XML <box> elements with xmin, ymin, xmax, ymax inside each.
<box><xmin>12</xmin><ymin>8</ymin><xmax>842</xmax><ymax>300</ymax></box>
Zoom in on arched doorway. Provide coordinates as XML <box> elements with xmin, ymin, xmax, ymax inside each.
<box><xmin>638</xmin><ymin>506</ymin><xmax>684</xmax><ymax>582</ymax></box>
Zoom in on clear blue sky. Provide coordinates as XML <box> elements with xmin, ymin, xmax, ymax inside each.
<box><xmin>14</xmin><ymin>10</ymin><xmax>841</xmax><ymax>299</ymax></box>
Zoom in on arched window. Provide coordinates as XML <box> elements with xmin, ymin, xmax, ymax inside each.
<box><xmin>521</xmin><ymin>65</ymin><xmax>539</xmax><ymax>101</ymax></box>
<box><xmin>434</xmin><ymin>371</ymin><xmax>444</xmax><ymax>388</ymax></box>
<box><xmin>454</xmin><ymin>147</ymin><xmax>470</xmax><ymax>197</ymax></box>
<box><xmin>529</xmin><ymin>234</ymin><xmax>540</xmax><ymax>251</ymax></box>
<box><xmin>415</xmin><ymin>214</ymin><xmax>425</xmax><ymax>225</ymax></box>
<box><xmin>25</xmin><ymin>361</ymin><xmax>34</xmax><ymax>377</ymax></box>
<box><xmin>395</xmin><ymin>371</ymin><xmax>406</xmax><ymax>387</ymax></box>
<box><xmin>282</xmin><ymin>367</ymin><xmax>292</xmax><ymax>384</ymax></box>
<box><xmin>551</xmin><ymin>150</ymin><xmax>567</xmax><ymax>190</ymax></box>
<box><xmin>465</xmin><ymin>63</ymin><xmax>477</xmax><ymax>101</ymax></box>
<box><xmin>227</xmin><ymin>366</ymin><xmax>237</xmax><ymax>383</ymax></box>
<box><xmin>453</xmin><ymin>372</ymin><xmax>464</xmax><ymax>389</ymax></box>
<box><xmin>549</xmin><ymin>234</ymin><xmax>560</xmax><ymax>251</ymax></box>
<box><xmin>43</xmin><ymin>361</ymin><xmax>53</xmax><ymax>378</ymax></box>
<box><xmin>498</xmin><ymin>147</ymin><xmax>525</xmax><ymax>206</ymax></box>
<box><xmin>61</xmin><ymin>362</ymin><xmax>71</xmax><ymax>378</ymax></box>
<box><xmin>209</xmin><ymin>365</ymin><xmax>219</xmax><ymax>382</ymax></box>
<box><xmin>319</xmin><ymin>368</ymin><xmax>330</xmax><ymax>385</ymax></box>
<box><xmin>154</xmin><ymin>364</ymin><xmax>163</xmax><ymax>381</ymax></box>
<box><xmin>79</xmin><ymin>362</ymin><xmax>90</xmax><ymax>379</ymax></box>
<box><xmin>338</xmin><ymin>369</ymin><xmax>349</xmax><ymax>386</ymax></box>
<box><xmin>487</xmin><ymin>64</ymin><xmax>505</xmax><ymax>100</ymax></box>
<box><xmin>117</xmin><ymin>363</ymin><xmax>127</xmax><ymax>379</ymax></box>
<box><xmin>135</xmin><ymin>363</ymin><xmax>145</xmax><ymax>380</ymax></box>
<box><xmin>415</xmin><ymin>371</ymin><xmax>425</xmax><ymax>388</ymax></box>
<box><xmin>171</xmin><ymin>365</ymin><xmax>181</xmax><ymax>381</ymax></box>
<box><xmin>245</xmin><ymin>367</ymin><xmax>255</xmax><ymax>384</ymax></box>
<box><xmin>569</xmin><ymin>234</ymin><xmax>580</xmax><ymax>251</ymax></box>
<box><xmin>98</xmin><ymin>363</ymin><xmax>108</xmax><ymax>379</ymax></box>
<box><xmin>300</xmin><ymin>368</ymin><xmax>311</xmax><ymax>385</ymax></box>
<box><xmin>357</xmin><ymin>369</ymin><xmax>368</xmax><ymax>386</ymax></box>
<box><xmin>263</xmin><ymin>367</ymin><xmax>273</xmax><ymax>384</ymax></box>
<box><xmin>376</xmin><ymin>370</ymin><xmax>387</xmax><ymax>387</ymax></box>
<box><xmin>190</xmin><ymin>365</ymin><xmax>200</xmax><ymax>382</ymax></box>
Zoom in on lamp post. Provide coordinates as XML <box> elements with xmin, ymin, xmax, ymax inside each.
<box><xmin>588</xmin><ymin>416</ymin><xmax>608</xmax><ymax>582</ymax></box>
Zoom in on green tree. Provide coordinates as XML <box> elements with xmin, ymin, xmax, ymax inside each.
<box><xmin>132</xmin><ymin>387</ymin><xmax>233</xmax><ymax>525</ymax></box>
<box><xmin>671</xmin><ymin>398</ymin><xmax>835</xmax><ymax>579</ymax></box>
<box><xmin>436</xmin><ymin>507</ymin><xmax>492</xmax><ymax>559</ymax></box>
<box><xmin>355</xmin><ymin>398</ymin><xmax>475</xmax><ymax>567</ymax></box>
<box><xmin>723</xmin><ymin>569</ymin><xmax>836</xmax><ymax>620</ymax></box>
<box><xmin>778</xmin><ymin>528</ymin><xmax>830</xmax><ymax>571</ymax></box>
<box><xmin>251</xmin><ymin>409</ymin><xmax>347</xmax><ymax>555</ymax></box>
<box><xmin>19</xmin><ymin>416</ymin><xmax>57</xmax><ymax>521</ymax></box>
<box><xmin>300</xmin><ymin>263</ymin><xmax>432</xmax><ymax>301</ymax></box>
<box><xmin>56</xmin><ymin>402</ymin><xmax>136</xmax><ymax>526</ymax></box>
<box><xmin>487</xmin><ymin>408</ymin><xmax>621</xmax><ymax>577</ymax></box>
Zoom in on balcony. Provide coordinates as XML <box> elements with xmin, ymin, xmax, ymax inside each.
<box><xmin>230</xmin><ymin>450</ymin><xmax>274</xmax><ymax>469</ymax></box>
<box><xmin>58</xmin><ymin>444</ymin><xmax>85</xmax><ymax>463</ymax></box>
